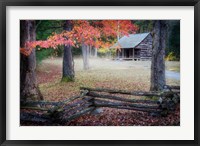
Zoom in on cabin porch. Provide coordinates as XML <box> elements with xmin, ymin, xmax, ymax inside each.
<box><xmin>116</xmin><ymin>48</ymin><xmax>141</xmax><ymax>60</ymax></box>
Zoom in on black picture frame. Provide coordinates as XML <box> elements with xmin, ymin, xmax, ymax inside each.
<box><xmin>0</xmin><ymin>0</ymin><xmax>199</xmax><ymax>145</ymax></box>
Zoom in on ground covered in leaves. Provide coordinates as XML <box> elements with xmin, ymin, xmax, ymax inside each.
<box><xmin>21</xmin><ymin>57</ymin><xmax>180</xmax><ymax>126</ymax></box>
<box><xmin>66</xmin><ymin>104</ymin><xmax>180</xmax><ymax>126</ymax></box>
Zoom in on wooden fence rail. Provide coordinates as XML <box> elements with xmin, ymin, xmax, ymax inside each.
<box><xmin>20</xmin><ymin>85</ymin><xmax>180</xmax><ymax>125</ymax></box>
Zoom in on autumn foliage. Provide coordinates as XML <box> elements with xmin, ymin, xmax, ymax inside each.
<box><xmin>20</xmin><ymin>20</ymin><xmax>138</xmax><ymax>56</ymax></box>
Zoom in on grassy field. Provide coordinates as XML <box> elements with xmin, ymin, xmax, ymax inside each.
<box><xmin>37</xmin><ymin>57</ymin><xmax>180</xmax><ymax>101</ymax></box>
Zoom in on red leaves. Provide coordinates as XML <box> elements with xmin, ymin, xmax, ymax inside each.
<box><xmin>71</xmin><ymin>20</ymin><xmax>101</xmax><ymax>47</ymax></box>
<box><xmin>20</xmin><ymin>20</ymin><xmax>138</xmax><ymax>56</ymax></box>
<box><xmin>20</xmin><ymin>47</ymin><xmax>33</xmax><ymax>56</ymax></box>
<box><xmin>101</xmin><ymin>20</ymin><xmax>138</xmax><ymax>38</ymax></box>
<box><xmin>20</xmin><ymin>32</ymin><xmax>75</xmax><ymax>56</ymax></box>
<box><xmin>68</xmin><ymin>105</ymin><xmax>180</xmax><ymax>126</ymax></box>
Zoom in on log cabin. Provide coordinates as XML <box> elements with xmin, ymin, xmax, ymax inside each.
<box><xmin>110</xmin><ymin>32</ymin><xmax>153</xmax><ymax>61</ymax></box>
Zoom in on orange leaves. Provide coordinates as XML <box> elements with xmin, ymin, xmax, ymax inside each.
<box><xmin>20</xmin><ymin>32</ymin><xmax>75</xmax><ymax>56</ymax></box>
<box><xmin>20</xmin><ymin>20</ymin><xmax>138</xmax><ymax>56</ymax></box>
<box><xmin>70</xmin><ymin>20</ymin><xmax>101</xmax><ymax>47</ymax></box>
<box><xmin>20</xmin><ymin>47</ymin><xmax>33</xmax><ymax>56</ymax></box>
<box><xmin>101</xmin><ymin>20</ymin><xmax>138</xmax><ymax>38</ymax></box>
<box><xmin>20</xmin><ymin>41</ymin><xmax>39</xmax><ymax>56</ymax></box>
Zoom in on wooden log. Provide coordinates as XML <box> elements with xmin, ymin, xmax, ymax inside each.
<box><xmin>20</xmin><ymin>100</ymin><xmax>62</xmax><ymax>107</ymax></box>
<box><xmin>60</xmin><ymin>90</ymin><xmax>88</xmax><ymax>106</ymax></box>
<box><xmin>21</xmin><ymin>91</ymin><xmax>90</xmax><ymax>123</ymax></box>
<box><xmin>94</xmin><ymin>102</ymin><xmax>160</xmax><ymax>113</ymax></box>
<box><xmin>87</xmin><ymin>92</ymin><xmax>158</xmax><ymax>104</ymax></box>
<box><xmin>48</xmin><ymin>92</ymin><xmax>88</xmax><ymax>115</ymax></box>
<box><xmin>168</xmin><ymin>85</ymin><xmax>180</xmax><ymax>90</ymax></box>
<box><xmin>82</xmin><ymin>96</ymin><xmax>94</xmax><ymax>102</ymax></box>
<box><xmin>61</xmin><ymin>95</ymin><xmax>82</xmax><ymax>105</ymax></box>
<box><xmin>63</xmin><ymin>100</ymin><xmax>93</xmax><ymax>112</ymax></box>
<box><xmin>21</xmin><ymin>94</ymin><xmax>87</xmax><ymax>114</ymax></box>
<box><xmin>20</xmin><ymin>94</ymin><xmax>85</xmax><ymax>108</ymax></box>
<box><xmin>94</xmin><ymin>99</ymin><xmax>160</xmax><ymax>109</ymax></box>
<box><xmin>80</xmin><ymin>87</ymin><xmax>175</xmax><ymax>97</ymax></box>
<box><xmin>56</xmin><ymin>97</ymin><xmax>93</xmax><ymax>112</ymax></box>
<box><xmin>62</xmin><ymin>107</ymin><xmax>95</xmax><ymax>123</ymax></box>
<box><xmin>81</xmin><ymin>87</ymin><xmax>160</xmax><ymax>96</ymax></box>
<box><xmin>20</xmin><ymin>112</ymin><xmax>51</xmax><ymax>123</ymax></box>
<box><xmin>21</xmin><ymin>106</ymin><xmax>49</xmax><ymax>111</ymax></box>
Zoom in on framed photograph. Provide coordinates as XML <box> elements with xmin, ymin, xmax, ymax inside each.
<box><xmin>0</xmin><ymin>0</ymin><xmax>199</xmax><ymax>145</ymax></box>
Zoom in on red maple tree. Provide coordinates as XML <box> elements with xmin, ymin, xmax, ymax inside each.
<box><xmin>20</xmin><ymin>20</ymin><xmax>138</xmax><ymax>56</ymax></box>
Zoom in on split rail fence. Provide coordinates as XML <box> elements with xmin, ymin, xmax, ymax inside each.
<box><xmin>20</xmin><ymin>85</ymin><xmax>180</xmax><ymax>125</ymax></box>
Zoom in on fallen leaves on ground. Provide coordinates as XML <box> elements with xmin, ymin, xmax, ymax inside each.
<box><xmin>21</xmin><ymin>58</ymin><xmax>180</xmax><ymax>126</ymax></box>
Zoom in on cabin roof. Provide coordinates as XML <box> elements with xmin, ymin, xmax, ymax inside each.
<box><xmin>110</xmin><ymin>32</ymin><xmax>150</xmax><ymax>49</ymax></box>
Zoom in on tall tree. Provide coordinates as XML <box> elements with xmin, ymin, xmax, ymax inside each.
<box><xmin>150</xmin><ymin>20</ymin><xmax>167</xmax><ymax>91</ymax></box>
<box><xmin>166</xmin><ymin>20</ymin><xmax>180</xmax><ymax>60</ymax></box>
<box><xmin>81</xmin><ymin>44</ymin><xmax>90</xmax><ymax>70</ymax></box>
<box><xmin>71</xmin><ymin>20</ymin><xmax>101</xmax><ymax>70</ymax></box>
<box><xmin>20</xmin><ymin>20</ymin><xmax>43</xmax><ymax>101</ymax></box>
<box><xmin>62</xmin><ymin>20</ymin><xmax>75</xmax><ymax>82</ymax></box>
<box><xmin>133</xmin><ymin>20</ymin><xmax>153</xmax><ymax>33</ymax></box>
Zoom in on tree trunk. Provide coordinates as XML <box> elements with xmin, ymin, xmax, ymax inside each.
<box><xmin>62</xmin><ymin>20</ymin><xmax>75</xmax><ymax>82</ymax></box>
<box><xmin>89</xmin><ymin>45</ymin><xmax>92</xmax><ymax>57</ymax></box>
<box><xmin>20</xmin><ymin>20</ymin><xmax>43</xmax><ymax>101</ymax></box>
<box><xmin>150</xmin><ymin>20</ymin><xmax>167</xmax><ymax>91</ymax></box>
<box><xmin>82</xmin><ymin>44</ymin><xmax>90</xmax><ymax>70</ymax></box>
<box><xmin>94</xmin><ymin>48</ymin><xmax>98</xmax><ymax>57</ymax></box>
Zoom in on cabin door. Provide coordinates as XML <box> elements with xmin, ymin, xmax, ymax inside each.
<box><xmin>124</xmin><ymin>49</ymin><xmax>132</xmax><ymax>58</ymax></box>
<box><xmin>134</xmin><ymin>48</ymin><xmax>141</xmax><ymax>58</ymax></box>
